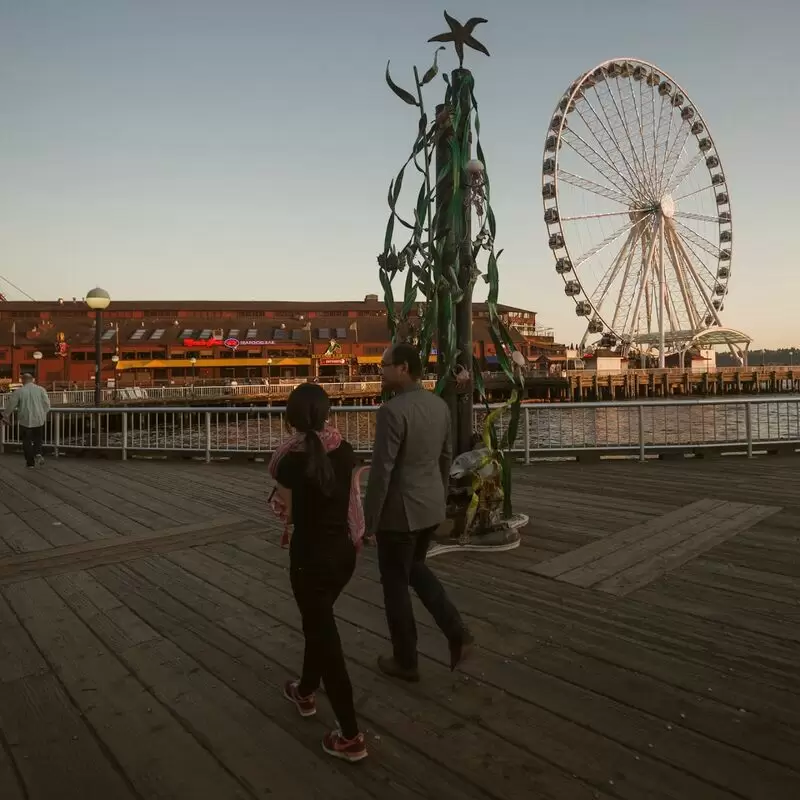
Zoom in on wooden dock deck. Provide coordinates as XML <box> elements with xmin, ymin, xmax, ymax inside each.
<box><xmin>0</xmin><ymin>454</ymin><xmax>798</xmax><ymax>800</ymax></box>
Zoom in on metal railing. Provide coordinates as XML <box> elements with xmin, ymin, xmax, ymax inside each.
<box><xmin>14</xmin><ymin>380</ymin><xmax>436</xmax><ymax>407</ymax></box>
<box><xmin>1</xmin><ymin>396</ymin><xmax>798</xmax><ymax>462</ymax></box>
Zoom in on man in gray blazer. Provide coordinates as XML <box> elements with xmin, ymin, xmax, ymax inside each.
<box><xmin>364</xmin><ymin>343</ymin><xmax>472</xmax><ymax>681</ymax></box>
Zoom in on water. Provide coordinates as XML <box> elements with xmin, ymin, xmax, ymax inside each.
<box><xmin>15</xmin><ymin>396</ymin><xmax>800</xmax><ymax>454</ymax></box>
<box><xmin>502</xmin><ymin>396</ymin><xmax>800</xmax><ymax>451</ymax></box>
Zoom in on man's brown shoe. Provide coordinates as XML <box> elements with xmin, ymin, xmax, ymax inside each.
<box><xmin>377</xmin><ymin>655</ymin><xmax>420</xmax><ymax>682</ymax></box>
<box><xmin>449</xmin><ymin>632</ymin><xmax>474</xmax><ymax>671</ymax></box>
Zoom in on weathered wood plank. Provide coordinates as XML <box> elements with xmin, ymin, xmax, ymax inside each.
<box><xmin>20</xmin><ymin>468</ymin><xmax>152</xmax><ymax>535</ymax></box>
<box><xmin>595</xmin><ymin>504</ymin><xmax>782</xmax><ymax>595</ymax></box>
<box><xmin>0</xmin><ymin>582</ymin><xmax>138</xmax><ymax>800</ymax></box>
<box><xmin>51</xmin><ymin>461</ymin><xmax>208</xmax><ymax>525</ymax></box>
<box><xmin>530</xmin><ymin>499</ymin><xmax>726</xmax><ymax>578</ymax></box>
<box><xmin>0</xmin><ymin>740</ymin><xmax>24</xmax><ymax>800</ymax></box>
<box><xmin>0</xmin><ymin>594</ymin><xmax>48</xmax><ymax>683</ymax></box>
<box><xmin>0</xmin><ymin>517</ymin><xmax>250</xmax><ymax>585</ymax></box>
<box><xmin>60</xmin><ymin>460</ymin><xmax>227</xmax><ymax>521</ymax></box>
<box><xmin>5</xmin><ymin>576</ymin><xmax>255</xmax><ymax>800</ymax></box>
<box><xmin>0</xmin><ymin>511</ymin><xmax>51</xmax><ymax>555</ymax></box>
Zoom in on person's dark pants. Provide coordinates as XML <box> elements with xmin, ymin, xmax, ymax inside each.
<box><xmin>290</xmin><ymin>539</ymin><xmax>359</xmax><ymax>739</ymax></box>
<box><xmin>377</xmin><ymin>526</ymin><xmax>466</xmax><ymax>670</ymax></box>
<box><xmin>20</xmin><ymin>425</ymin><xmax>44</xmax><ymax>468</ymax></box>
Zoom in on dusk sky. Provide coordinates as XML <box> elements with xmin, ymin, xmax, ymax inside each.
<box><xmin>1</xmin><ymin>0</ymin><xmax>797</xmax><ymax>348</ymax></box>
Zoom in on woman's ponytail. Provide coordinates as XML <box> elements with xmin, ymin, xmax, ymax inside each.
<box><xmin>286</xmin><ymin>382</ymin><xmax>336</xmax><ymax>496</ymax></box>
<box><xmin>304</xmin><ymin>429</ymin><xmax>335</xmax><ymax>496</ymax></box>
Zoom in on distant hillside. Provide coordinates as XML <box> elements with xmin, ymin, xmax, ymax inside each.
<box><xmin>717</xmin><ymin>348</ymin><xmax>799</xmax><ymax>367</ymax></box>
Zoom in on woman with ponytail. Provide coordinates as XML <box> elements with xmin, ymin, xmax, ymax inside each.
<box><xmin>268</xmin><ymin>382</ymin><xmax>366</xmax><ymax>762</ymax></box>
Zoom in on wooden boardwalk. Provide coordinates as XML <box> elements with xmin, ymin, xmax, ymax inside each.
<box><xmin>0</xmin><ymin>454</ymin><xmax>798</xmax><ymax>800</ymax></box>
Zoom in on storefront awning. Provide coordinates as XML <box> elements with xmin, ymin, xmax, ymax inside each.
<box><xmin>116</xmin><ymin>358</ymin><xmax>311</xmax><ymax>370</ymax></box>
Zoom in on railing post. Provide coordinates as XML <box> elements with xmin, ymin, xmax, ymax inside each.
<box><xmin>638</xmin><ymin>405</ymin><xmax>646</xmax><ymax>463</ymax></box>
<box><xmin>54</xmin><ymin>413</ymin><xmax>60</xmax><ymax>458</ymax></box>
<box><xmin>0</xmin><ymin>419</ymin><xmax>4</xmax><ymax>454</ymax></box>
<box><xmin>121</xmin><ymin>411</ymin><xmax>128</xmax><ymax>461</ymax></box>
<box><xmin>745</xmin><ymin>403</ymin><xmax>753</xmax><ymax>459</ymax></box>
<box><xmin>524</xmin><ymin>407</ymin><xmax>531</xmax><ymax>465</ymax></box>
<box><xmin>204</xmin><ymin>411</ymin><xmax>212</xmax><ymax>463</ymax></box>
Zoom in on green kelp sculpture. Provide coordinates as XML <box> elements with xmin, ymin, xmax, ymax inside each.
<box><xmin>377</xmin><ymin>11</ymin><xmax>528</xmax><ymax>554</ymax></box>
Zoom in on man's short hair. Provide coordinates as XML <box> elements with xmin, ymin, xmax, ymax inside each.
<box><xmin>20</xmin><ymin>373</ymin><xmax>34</xmax><ymax>380</ymax></box>
<box><xmin>390</xmin><ymin>343</ymin><xmax>422</xmax><ymax>379</ymax></box>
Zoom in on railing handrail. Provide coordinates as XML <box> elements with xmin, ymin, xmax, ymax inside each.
<box><xmin>2</xmin><ymin>396</ymin><xmax>798</xmax><ymax>463</ymax></box>
<box><xmin>32</xmin><ymin>394</ymin><xmax>800</xmax><ymax>415</ymax></box>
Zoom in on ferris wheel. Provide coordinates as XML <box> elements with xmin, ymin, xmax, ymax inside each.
<box><xmin>541</xmin><ymin>58</ymin><xmax>736</xmax><ymax>365</ymax></box>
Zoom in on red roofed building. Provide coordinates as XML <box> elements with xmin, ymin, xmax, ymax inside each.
<box><xmin>0</xmin><ymin>295</ymin><xmax>560</xmax><ymax>386</ymax></box>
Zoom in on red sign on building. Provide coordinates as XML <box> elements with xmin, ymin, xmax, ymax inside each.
<box><xmin>182</xmin><ymin>338</ymin><xmax>275</xmax><ymax>348</ymax></box>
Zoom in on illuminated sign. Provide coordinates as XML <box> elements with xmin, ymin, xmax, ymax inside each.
<box><xmin>182</xmin><ymin>338</ymin><xmax>275</xmax><ymax>348</ymax></box>
<box><xmin>320</xmin><ymin>358</ymin><xmax>348</xmax><ymax>366</ymax></box>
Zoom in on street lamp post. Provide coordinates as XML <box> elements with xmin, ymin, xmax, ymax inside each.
<box><xmin>32</xmin><ymin>351</ymin><xmax>43</xmax><ymax>383</ymax></box>
<box><xmin>111</xmin><ymin>354</ymin><xmax>120</xmax><ymax>401</ymax></box>
<box><xmin>189</xmin><ymin>357</ymin><xmax>197</xmax><ymax>386</ymax></box>
<box><xmin>85</xmin><ymin>288</ymin><xmax>111</xmax><ymax>406</ymax></box>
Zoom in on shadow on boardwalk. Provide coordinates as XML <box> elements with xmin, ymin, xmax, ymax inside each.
<box><xmin>0</xmin><ymin>454</ymin><xmax>799</xmax><ymax>800</ymax></box>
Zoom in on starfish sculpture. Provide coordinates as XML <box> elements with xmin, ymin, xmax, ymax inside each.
<box><xmin>428</xmin><ymin>11</ymin><xmax>490</xmax><ymax>67</ymax></box>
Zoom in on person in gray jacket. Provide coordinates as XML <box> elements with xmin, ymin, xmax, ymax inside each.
<box><xmin>1</xmin><ymin>373</ymin><xmax>51</xmax><ymax>469</ymax></box>
<box><xmin>364</xmin><ymin>343</ymin><xmax>472</xmax><ymax>681</ymax></box>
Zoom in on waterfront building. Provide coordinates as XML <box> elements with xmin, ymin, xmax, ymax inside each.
<box><xmin>0</xmin><ymin>295</ymin><xmax>561</xmax><ymax>387</ymax></box>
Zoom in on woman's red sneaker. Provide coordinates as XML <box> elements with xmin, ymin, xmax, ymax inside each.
<box><xmin>283</xmin><ymin>680</ymin><xmax>316</xmax><ymax>717</ymax></box>
<box><xmin>321</xmin><ymin>730</ymin><xmax>368</xmax><ymax>763</ymax></box>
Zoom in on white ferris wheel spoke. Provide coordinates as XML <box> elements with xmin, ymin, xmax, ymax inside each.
<box><xmin>674</xmin><ymin>226</ymin><xmax>720</xmax><ymax>290</ymax></box>
<box><xmin>584</xmin><ymin>84</ymin><xmax>650</xmax><ymax>201</ymax></box>
<box><xmin>672</xmin><ymin>220</ymin><xmax>721</xmax><ymax>260</ymax></box>
<box><xmin>674</xmin><ymin>211</ymin><xmax>721</xmax><ymax>224</ymax></box>
<box><xmin>611</xmin><ymin>76</ymin><xmax>655</xmax><ymax>189</ymax></box>
<box><xmin>561</xmin><ymin>128</ymin><xmax>638</xmax><ymax>200</ymax></box>
<box><xmin>666</xmin><ymin>151</ymin><xmax>705</xmax><ymax>195</ymax></box>
<box><xmin>657</xmin><ymin>126</ymin><xmax>693</xmax><ymax>197</ymax></box>
<box><xmin>560</xmin><ymin>210</ymin><xmax>634</xmax><ymax>222</ymax></box>
<box><xmin>574</xmin><ymin>219</ymin><xmax>641</xmax><ymax>268</ymax></box>
<box><xmin>674</xmin><ymin>184</ymin><xmax>714</xmax><ymax>202</ymax></box>
<box><xmin>557</xmin><ymin>169</ymin><xmax>630</xmax><ymax>205</ymax></box>
<box><xmin>589</xmin><ymin>223</ymin><xmax>643</xmax><ymax>309</ymax></box>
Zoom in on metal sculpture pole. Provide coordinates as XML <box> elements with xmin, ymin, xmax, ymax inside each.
<box><xmin>434</xmin><ymin>71</ymin><xmax>473</xmax><ymax>454</ymax></box>
<box><xmin>379</xmin><ymin>11</ymin><xmax>527</xmax><ymax>553</ymax></box>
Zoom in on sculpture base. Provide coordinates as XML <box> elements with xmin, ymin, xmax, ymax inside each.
<box><xmin>427</xmin><ymin>513</ymin><xmax>528</xmax><ymax>558</ymax></box>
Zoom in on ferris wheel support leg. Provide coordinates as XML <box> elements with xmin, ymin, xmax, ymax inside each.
<box><xmin>658</xmin><ymin>217</ymin><xmax>666</xmax><ymax>368</ymax></box>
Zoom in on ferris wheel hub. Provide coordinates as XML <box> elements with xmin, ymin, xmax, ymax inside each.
<box><xmin>659</xmin><ymin>194</ymin><xmax>676</xmax><ymax>219</ymax></box>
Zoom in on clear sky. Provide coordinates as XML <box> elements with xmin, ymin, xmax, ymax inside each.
<box><xmin>0</xmin><ymin>0</ymin><xmax>797</xmax><ymax>348</ymax></box>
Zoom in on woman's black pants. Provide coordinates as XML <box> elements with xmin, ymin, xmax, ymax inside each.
<box><xmin>290</xmin><ymin>539</ymin><xmax>358</xmax><ymax>739</ymax></box>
